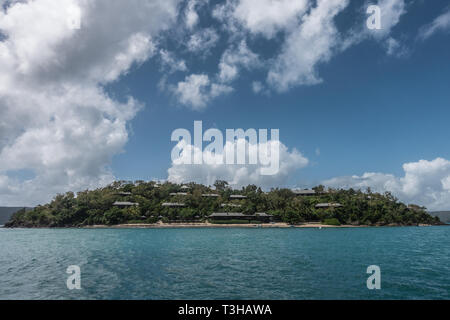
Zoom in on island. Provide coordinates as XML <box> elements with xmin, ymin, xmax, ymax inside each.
<box><xmin>5</xmin><ymin>180</ymin><xmax>443</xmax><ymax>228</ymax></box>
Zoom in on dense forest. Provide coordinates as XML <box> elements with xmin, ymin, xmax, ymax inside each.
<box><xmin>5</xmin><ymin>180</ymin><xmax>442</xmax><ymax>227</ymax></box>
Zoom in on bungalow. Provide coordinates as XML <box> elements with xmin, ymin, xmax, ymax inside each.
<box><xmin>113</xmin><ymin>201</ymin><xmax>139</xmax><ymax>208</ymax></box>
<box><xmin>202</xmin><ymin>194</ymin><xmax>220</xmax><ymax>197</ymax></box>
<box><xmin>315</xmin><ymin>203</ymin><xmax>343</xmax><ymax>209</ymax></box>
<box><xmin>180</xmin><ymin>185</ymin><xmax>190</xmax><ymax>190</ymax></box>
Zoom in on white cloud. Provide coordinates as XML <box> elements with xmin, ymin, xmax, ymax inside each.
<box><xmin>0</xmin><ymin>0</ymin><xmax>180</xmax><ymax>206</ymax></box>
<box><xmin>252</xmin><ymin>81</ymin><xmax>263</xmax><ymax>93</ymax></box>
<box><xmin>211</xmin><ymin>0</ymin><xmax>407</xmax><ymax>95</ymax></box>
<box><xmin>159</xmin><ymin>49</ymin><xmax>188</xmax><ymax>73</ymax></box>
<box><xmin>341</xmin><ymin>0</ymin><xmax>407</xmax><ymax>56</ymax></box>
<box><xmin>385</xmin><ymin>36</ymin><xmax>408</xmax><ymax>57</ymax></box>
<box><xmin>168</xmin><ymin>138</ymin><xmax>308</xmax><ymax>188</ymax></box>
<box><xmin>370</xmin><ymin>0</ymin><xmax>407</xmax><ymax>56</ymax></box>
<box><xmin>173</xmin><ymin>40</ymin><xmax>259</xmax><ymax>108</ymax></box>
<box><xmin>185</xmin><ymin>0</ymin><xmax>208</xmax><ymax>29</ymax></box>
<box><xmin>418</xmin><ymin>8</ymin><xmax>450</xmax><ymax>40</ymax></box>
<box><xmin>218</xmin><ymin>40</ymin><xmax>260</xmax><ymax>83</ymax></box>
<box><xmin>267</xmin><ymin>0</ymin><xmax>349</xmax><ymax>92</ymax></box>
<box><xmin>375</xmin><ymin>0</ymin><xmax>406</xmax><ymax>38</ymax></box>
<box><xmin>232</xmin><ymin>0</ymin><xmax>309</xmax><ymax>38</ymax></box>
<box><xmin>322</xmin><ymin>158</ymin><xmax>450</xmax><ymax>211</ymax></box>
<box><xmin>186</xmin><ymin>28</ymin><xmax>219</xmax><ymax>54</ymax></box>
<box><xmin>172</xmin><ymin>74</ymin><xmax>233</xmax><ymax>110</ymax></box>
<box><xmin>196</xmin><ymin>0</ymin><xmax>409</xmax><ymax>103</ymax></box>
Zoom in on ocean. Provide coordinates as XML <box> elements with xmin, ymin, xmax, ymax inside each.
<box><xmin>0</xmin><ymin>226</ymin><xmax>449</xmax><ymax>300</ymax></box>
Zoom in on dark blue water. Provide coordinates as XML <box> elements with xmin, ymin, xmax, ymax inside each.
<box><xmin>0</xmin><ymin>227</ymin><xmax>449</xmax><ymax>300</ymax></box>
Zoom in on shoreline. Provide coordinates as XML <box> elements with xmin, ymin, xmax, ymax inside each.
<box><xmin>81</xmin><ymin>222</ymin><xmax>437</xmax><ymax>229</ymax></box>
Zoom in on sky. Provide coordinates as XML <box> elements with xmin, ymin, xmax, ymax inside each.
<box><xmin>0</xmin><ymin>0</ymin><xmax>450</xmax><ymax>210</ymax></box>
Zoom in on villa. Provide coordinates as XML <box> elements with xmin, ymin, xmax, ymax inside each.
<box><xmin>315</xmin><ymin>203</ymin><xmax>343</xmax><ymax>209</ymax></box>
<box><xmin>115</xmin><ymin>191</ymin><xmax>132</xmax><ymax>196</ymax></box>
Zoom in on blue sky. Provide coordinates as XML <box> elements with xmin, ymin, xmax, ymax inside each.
<box><xmin>1</xmin><ymin>0</ymin><xmax>450</xmax><ymax>209</ymax></box>
<box><xmin>109</xmin><ymin>0</ymin><xmax>450</xmax><ymax>186</ymax></box>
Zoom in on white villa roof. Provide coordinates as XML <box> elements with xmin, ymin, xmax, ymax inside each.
<box><xmin>229</xmin><ymin>195</ymin><xmax>247</xmax><ymax>199</ymax></box>
<box><xmin>161</xmin><ymin>202</ymin><xmax>186</xmax><ymax>207</ymax></box>
<box><xmin>113</xmin><ymin>201</ymin><xmax>139</xmax><ymax>206</ymax></box>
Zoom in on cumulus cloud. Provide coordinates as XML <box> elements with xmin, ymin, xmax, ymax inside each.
<box><xmin>168</xmin><ymin>138</ymin><xmax>308</xmax><ymax>189</ymax></box>
<box><xmin>418</xmin><ymin>8</ymin><xmax>450</xmax><ymax>40</ymax></box>
<box><xmin>174</xmin><ymin>40</ymin><xmax>258</xmax><ymax>108</ymax></box>
<box><xmin>172</xmin><ymin>74</ymin><xmax>233</xmax><ymax>109</ymax></box>
<box><xmin>322</xmin><ymin>158</ymin><xmax>450</xmax><ymax>211</ymax></box>
<box><xmin>0</xmin><ymin>0</ymin><xmax>180</xmax><ymax>206</ymax></box>
<box><xmin>176</xmin><ymin>0</ymin><xmax>408</xmax><ymax>105</ymax></box>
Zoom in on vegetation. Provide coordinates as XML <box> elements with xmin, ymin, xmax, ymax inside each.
<box><xmin>5</xmin><ymin>180</ymin><xmax>442</xmax><ymax>228</ymax></box>
<box><xmin>322</xmin><ymin>218</ymin><xmax>341</xmax><ymax>226</ymax></box>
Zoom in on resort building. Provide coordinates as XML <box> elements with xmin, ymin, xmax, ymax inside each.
<box><xmin>209</xmin><ymin>212</ymin><xmax>250</xmax><ymax>219</ymax></box>
<box><xmin>115</xmin><ymin>191</ymin><xmax>132</xmax><ymax>196</ymax></box>
<box><xmin>229</xmin><ymin>195</ymin><xmax>247</xmax><ymax>199</ymax></box>
<box><xmin>254</xmin><ymin>212</ymin><xmax>274</xmax><ymax>223</ymax></box>
<box><xmin>113</xmin><ymin>201</ymin><xmax>139</xmax><ymax>208</ymax></box>
<box><xmin>315</xmin><ymin>203</ymin><xmax>343</xmax><ymax>209</ymax></box>
<box><xmin>180</xmin><ymin>185</ymin><xmax>190</xmax><ymax>190</ymax></box>
<box><xmin>169</xmin><ymin>192</ymin><xmax>188</xmax><ymax>196</ymax></box>
<box><xmin>202</xmin><ymin>194</ymin><xmax>220</xmax><ymax>198</ymax></box>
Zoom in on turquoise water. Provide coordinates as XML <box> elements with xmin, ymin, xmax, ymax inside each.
<box><xmin>0</xmin><ymin>227</ymin><xmax>449</xmax><ymax>300</ymax></box>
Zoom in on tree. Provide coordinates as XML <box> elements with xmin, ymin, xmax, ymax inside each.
<box><xmin>214</xmin><ymin>180</ymin><xmax>229</xmax><ymax>192</ymax></box>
